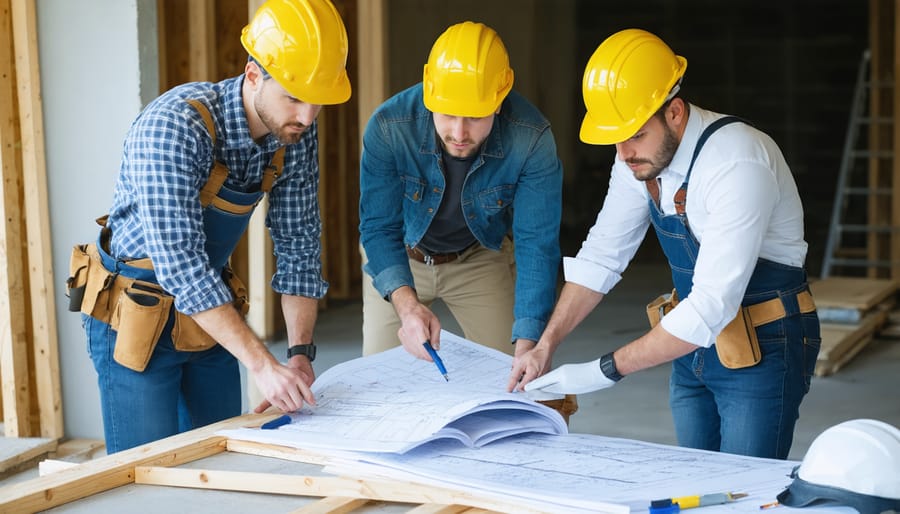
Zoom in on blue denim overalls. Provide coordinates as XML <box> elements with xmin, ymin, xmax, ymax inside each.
<box><xmin>85</xmin><ymin>100</ymin><xmax>284</xmax><ymax>453</ymax></box>
<box><xmin>648</xmin><ymin>117</ymin><xmax>820</xmax><ymax>459</ymax></box>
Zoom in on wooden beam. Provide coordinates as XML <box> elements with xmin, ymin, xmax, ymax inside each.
<box><xmin>289</xmin><ymin>496</ymin><xmax>371</xmax><ymax>513</ymax></box>
<box><xmin>132</xmin><ymin>465</ymin><xmax>532</xmax><ymax>513</ymax></box>
<box><xmin>11</xmin><ymin>0</ymin><xmax>63</xmax><ymax>439</ymax></box>
<box><xmin>0</xmin><ymin>413</ymin><xmax>267</xmax><ymax>512</ymax></box>
<box><xmin>188</xmin><ymin>0</ymin><xmax>215</xmax><ymax>82</ymax></box>
<box><xmin>0</xmin><ymin>0</ymin><xmax>32</xmax><ymax>438</ymax></box>
<box><xmin>357</xmin><ymin>0</ymin><xmax>388</xmax><ymax>145</ymax></box>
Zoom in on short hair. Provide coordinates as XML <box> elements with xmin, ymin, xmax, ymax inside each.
<box><xmin>247</xmin><ymin>55</ymin><xmax>272</xmax><ymax>80</ymax></box>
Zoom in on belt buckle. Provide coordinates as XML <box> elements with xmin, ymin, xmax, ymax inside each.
<box><xmin>423</xmin><ymin>253</ymin><xmax>434</xmax><ymax>266</ymax></box>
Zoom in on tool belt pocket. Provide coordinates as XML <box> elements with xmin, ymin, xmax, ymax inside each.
<box><xmin>67</xmin><ymin>245</ymin><xmax>92</xmax><ymax>312</ymax></box>
<box><xmin>110</xmin><ymin>283</ymin><xmax>173</xmax><ymax>372</ymax></box>
<box><xmin>646</xmin><ymin>289</ymin><xmax>678</xmax><ymax>328</ymax></box>
<box><xmin>171</xmin><ymin>313</ymin><xmax>217</xmax><ymax>352</ymax></box>
<box><xmin>715</xmin><ymin>307</ymin><xmax>761</xmax><ymax>369</ymax></box>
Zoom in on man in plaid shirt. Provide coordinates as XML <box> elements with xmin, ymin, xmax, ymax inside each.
<box><xmin>80</xmin><ymin>0</ymin><xmax>351</xmax><ymax>453</ymax></box>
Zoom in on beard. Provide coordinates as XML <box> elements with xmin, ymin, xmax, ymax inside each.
<box><xmin>627</xmin><ymin>123</ymin><xmax>679</xmax><ymax>181</ymax></box>
<box><xmin>254</xmin><ymin>84</ymin><xmax>308</xmax><ymax>145</ymax></box>
<box><xmin>257</xmin><ymin>106</ymin><xmax>308</xmax><ymax>145</ymax></box>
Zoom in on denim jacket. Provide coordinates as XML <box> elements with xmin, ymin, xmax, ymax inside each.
<box><xmin>359</xmin><ymin>83</ymin><xmax>563</xmax><ymax>342</ymax></box>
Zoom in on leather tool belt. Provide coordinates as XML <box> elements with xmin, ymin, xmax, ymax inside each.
<box><xmin>66</xmin><ymin>242</ymin><xmax>248</xmax><ymax>372</ymax></box>
<box><xmin>406</xmin><ymin>245</ymin><xmax>465</xmax><ymax>266</ymax></box>
<box><xmin>646</xmin><ymin>289</ymin><xmax>816</xmax><ymax>369</ymax></box>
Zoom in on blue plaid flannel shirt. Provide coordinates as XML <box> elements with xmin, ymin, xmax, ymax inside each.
<box><xmin>106</xmin><ymin>76</ymin><xmax>327</xmax><ymax>315</ymax></box>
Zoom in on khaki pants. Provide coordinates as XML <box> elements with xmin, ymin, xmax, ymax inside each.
<box><xmin>362</xmin><ymin>239</ymin><xmax>517</xmax><ymax>356</ymax></box>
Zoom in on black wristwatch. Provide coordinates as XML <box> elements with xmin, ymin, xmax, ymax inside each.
<box><xmin>599</xmin><ymin>352</ymin><xmax>623</xmax><ymax>382</ymax></box>
<box><xmin>287</xmin><ymin>343</ymin><xmax>316</xmax><ymax>362</ymax></box>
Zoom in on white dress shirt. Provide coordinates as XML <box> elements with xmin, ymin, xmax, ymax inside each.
<box><xmin>564</xmin><ymin>104</ymin><xmax>808</xmax><ymax>348</ymax></box>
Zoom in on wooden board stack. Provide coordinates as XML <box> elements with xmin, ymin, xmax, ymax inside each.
<box><xmin>809</xmin><ymin>277</ymin><xmax>898</xmax><ymax>376</ymax></box>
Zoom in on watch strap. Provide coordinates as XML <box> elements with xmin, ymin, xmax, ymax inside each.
<box><xmin>287</xmin><ymin>343</ymin><xmax>316</xmax><ymax>362</ymax></box>
<box><xmin>599</xmin><ymin>352</ymin><xmax>623</xmax><ymax>382</ymax></box>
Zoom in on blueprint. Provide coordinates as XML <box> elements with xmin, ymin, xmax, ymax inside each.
<box><xmin>325</xmin><ymin>433</ymin><xmax>854</xmax><ymax>514</ymax></box>
<box><xmin>220</xmin><ymin>331</ymin><xmax>567</xmax><ymax>452</ymax></box>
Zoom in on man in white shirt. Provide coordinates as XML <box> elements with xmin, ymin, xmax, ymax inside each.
<box><xmin>512</xmin><ymin>28</ymin><xmax>820</xmax><ymax>459</ymax></box>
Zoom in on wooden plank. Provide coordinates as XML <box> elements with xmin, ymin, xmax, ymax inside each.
<box><xmin>11</xmin><ymin>0</ymin><xmax>63</xmax><ymax>439</ymax></box>
<box><xmin>132</xmin><ymin>465</ymin><xmax>550</xmax><ymax>514</ymax></box>
<box><xmin>810</xmin><ymin>276</ymin><xmax>898</xmax><ymax>310</ymax></box>
<box><xmin>407</xmin><ymin>504</ymin><xmax>473</xmax><ymax>514</ymax></box>
<box><xmin>188</xmin><ymin>0</ymin><xmax>215</xmax><ymax>82</ymax></box>
<box><xmin>0</xmin><ymin>0</ymin><xmax>32</xmax><ymax>438</ymax></box>
<box><xmin>0</xmin><ymin>412</ymin><xmax>261</xmax><ymax>513</ymax></box>
<box><xmin>289</xmin><ymin>496</ymin><xmax>370</xmax><ymax>514</ymax></box>
<box><xmin>0</xmin><ymin>435</ymin><xmax>55</xmax><ymax>476</ymax></box>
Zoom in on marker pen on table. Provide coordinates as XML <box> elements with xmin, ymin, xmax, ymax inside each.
<box><xmin>650</xmin><ymin>492</ymin><xmax>748</xmax><ymax>512</ymax></box>
<box><xmin>260</xmin><ymin>414</ymin><xmax>292</xmax><ymax>430</ymax></box>
<box><xmin>422</xmin><ymin>341</ymin><xmax>449</xmax><ymax>381</ymax></box>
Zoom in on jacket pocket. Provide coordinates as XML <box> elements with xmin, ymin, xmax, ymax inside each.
<box><xmin>479</xmin><ymin>184</ymin><xmax>516</xmax><ymax>212</ymax></box>
<box><xmin>402</xmin><ymin>176</ymin><xmax>425</xmax><ymax>203</ymax></box>
<box><xmin>110</xmin><ymin>286</ymin><xmax>173</xmax><ymax>372</ymax></box>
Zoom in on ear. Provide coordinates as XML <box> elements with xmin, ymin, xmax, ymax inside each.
<box><xmin>667</xmin><ymin>98</ymin><xmax>686</xmax><ymax>125</ymax></box>
<box><xmin>244</xmin><ymin>60</ymin><xmax>263</xmax><ymax>89</ymax></box>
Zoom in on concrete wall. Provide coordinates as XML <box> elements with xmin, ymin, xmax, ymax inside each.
<box><xmin>38</xmin><ymin>0</ymin><xmax>157</xmax><ymax>440</ymax></box>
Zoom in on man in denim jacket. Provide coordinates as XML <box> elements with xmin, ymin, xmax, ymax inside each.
<box><xmin>359</xmin><ymin>21</ymin><xmax>573</xmax><ymax>418</ymax></box>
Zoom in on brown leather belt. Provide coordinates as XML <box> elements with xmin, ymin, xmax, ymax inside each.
<box><xmin>746</xmin><ymin>290</ymin><xmax>816</xmax><ymax>326</ymax></box>
<box><xmin>406</xmin><ymin>246</ymin><xmax>463</xmax><ymax>266</ymax></box>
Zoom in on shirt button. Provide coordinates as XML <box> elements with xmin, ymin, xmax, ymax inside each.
<box><xmin>428</xmin><ymin>208</ymin><xmax>434</xmax><ymax>213</ymax></box>
<box><xmin>433</xmin><ymin>187</ymin><xmax>440</xmax><ymax>193</ymax></box>
<box><xmin>496</xmin><ymin>200</ymin><xmax>503</xmax><ymax>206</ymax></box>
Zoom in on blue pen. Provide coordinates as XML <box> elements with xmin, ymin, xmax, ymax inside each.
<box><xmin>422</xmin><ymin>341</ymin><xmax>449</xmax><ymax>381</ymax></box>
<box><xmin>260</xmin><ymin>414</ymin><xmax>292</xmax><ymax>430</ymax></box>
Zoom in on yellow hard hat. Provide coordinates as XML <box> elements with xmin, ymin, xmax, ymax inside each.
<box><xmin>422</xmin><ymin>21</ymin><xmax>514</xmax><ymax>118</ymax></box>
<box><xmin>580</xmin><ymin>29</ymin><xmax>687</xmax><ymax>145</ymax></box>
<box><xmin>241</xmin><ymin>0</ymin><xmax>351</xmax><ymax>105</ymax></box>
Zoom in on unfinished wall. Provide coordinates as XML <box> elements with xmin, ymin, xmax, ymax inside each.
<box><xmin>39</xmin><ymin>0</ymin><xmax>156</xmax><ymax>441</ymax></box>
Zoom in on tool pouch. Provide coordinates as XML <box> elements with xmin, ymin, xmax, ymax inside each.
<box><xmin>109</xmin><ymin>281</ymin><xmax>173</xmax><ymax>372</ymax></box>
<box><xmin>646</xmin><ymin>289</ymin><xmax>678</xmax><ymax>328</ymax></box>
<box><xmin>647</xmin><ymin>289</ymin><xmax>761</xmax><ymax>369</ymax></box>
<box><xmin>714</xmin><ymin>307</ymin><xmax>761</xmax><ymax>369</ymax></box>
<box><xmin>171</xmin><ymin>266</ymin><xmax>248</xmax><ymax>352</ymax></box>
<box><xmin>171</xmin><ymin>313</ymin><xmax>217</xmax><ymax>352</ymax></box>
<box><xmin>66</xmin><ymin>245</ymin><xmax>91</xmax><ymax>312</ymax></box>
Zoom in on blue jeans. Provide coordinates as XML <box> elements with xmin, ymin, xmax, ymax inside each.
<box><xmin>84</xmin><ymin>313</ymin><xmax>241</xmax><ymax>453</ymax></box>
<box><xmin>669</xmin><ymin>300</ymin><xmax>820</xmax><ymax>459</ymax></box>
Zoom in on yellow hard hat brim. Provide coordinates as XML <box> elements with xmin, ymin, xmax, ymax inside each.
<box><xmin>579</xmin><ymin>112</ymin><xmax>638</xmax><ymax>145</ymax></box>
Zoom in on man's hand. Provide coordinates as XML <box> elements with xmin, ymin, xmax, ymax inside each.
<box><xmin>252</xmin><ymin>359</ymin><xmax>317</xmax><ymax>414</ymax></box>
<box><xmin>523</xmin><ymin>358</ymin><xmax>616</xmax><ymax>395</ymax></box>
<box><xmin>507</xmin><ymin>339</ymin><xmax>552</xmax><ymax>392</ymax></box>
<box><xmin>391</xmin><ymin>286</ymin><xmax>441</xmax><ymax>360</ymax></box>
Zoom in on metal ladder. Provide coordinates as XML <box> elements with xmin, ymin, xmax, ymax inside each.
<box><xmin>821</xmin><ymin>49</ymin><xmax>898</xmax><ymax>278</ymax></box>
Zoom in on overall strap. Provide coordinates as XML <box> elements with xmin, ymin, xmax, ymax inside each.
<box><xmin>259</xmin><ymin>147</ymin><xmax>285</xmax><ymax>193</ymax></box>
<box><xmin>186</xmin><ymin>99</ymin><xmax>229</xmax><ymax>208</ymax></box>
<box><xmin>187</xmin><ymin>98</ymin><xmax>285</xmax><ymax>199</ymax></box>
<box><xmin>673</xmin><ymin>116</ymin><xmax>743</xmax><ymax>214</ymax></box>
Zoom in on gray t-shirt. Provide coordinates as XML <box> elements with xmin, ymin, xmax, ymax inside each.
<box><xmin>418</xmin><ymin>149</ymin><xmax>478</xmax><ymax>254</ymax></box>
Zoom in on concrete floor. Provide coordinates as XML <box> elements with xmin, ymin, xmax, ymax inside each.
<box><xmin>264</xmin><ymin>262</ymin><xmax>900</xmax><ymax>462</ymax></box>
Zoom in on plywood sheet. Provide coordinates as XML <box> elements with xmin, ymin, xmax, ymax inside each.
<box><xmin>810</xmin><ymin>277</ymin><xmax>898</xmax><ymax>310</ymax></box>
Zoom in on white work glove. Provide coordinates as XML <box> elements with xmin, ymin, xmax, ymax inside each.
<box><xmin>524</xmin><ymin>358</ymin><xmax>617</xmax><ymax>395</ymax></box>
